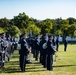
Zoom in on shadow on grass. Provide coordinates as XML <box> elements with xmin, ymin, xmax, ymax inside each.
<box><xmin>53</xmin><ymin>65</ymin><xmax>76</xmax><ymax>68</ymax></box>
<box><xmin>0</xmin><ymin>66</ymin><xmax>46</xmax><ymax>73</ymax></box>
<box><xmin>0</xmin><ymin>59</ymin><xmax>76</xmax><ymax>73</ymax></box>
<box><xmin>0</xmin><ymin>60</ymin><xmax>46</xmax><ymax>73</ymax></box>
<box><xmin>0</xmin><ymin>67</ymin><xmax>21</xmax><ymax>73</ymax></box>
<box><xmin>7</xmin><ymin>61</ymin><xmax>19</xmax><ymax>65</ymax></box>
<box><xmin>12</xmin><ymin>55</ymin><xmax>19</xmax><ymax>58</ymax></box>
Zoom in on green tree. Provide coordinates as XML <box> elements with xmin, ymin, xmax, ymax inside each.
<box><xmin>37</xmin><ymin>19</ymin><xmax>52</xmax><ymax>34</ymax></box>
<box><xmin>67</xmin><ymin>17</ymin><xmax>75</xmax><ymax>25</ymax></box>
<box><xmin>68</xmin><ymin>25</ymin><xmax>75</xmax><ymax>37</ymax></box>
<box><xmin>6</xmin><ymin>26</ymin><xmax>21</xmax><ymax>37</ymax></box>
<box><xmin>51</xmin><ymin>18</ymin><xmax>62</xmax><ymax>35</ymax></box>
<box><xmin>12</xmin><ymin>12</ymin><xmax>30</xmax><ymax>29</ymax></box>
<box><xmin>74</xmin><ymin>30</ymin><xmax>76</xmax><ymax>37</ymax></box>
<box><xmin>0</xmin><ymin>17</ymin><xmax>9</xmax><ymax>28</ymax></box>
<box><xmin>27</xmin><ymin>24</ymin><xmax>41</xmax><ymax>35</ymax></box>
<box><xmin>61</xmin><ymin>20</ymin><xmax>69</xmax><ymax>36</ymax></box>
<box><xmin>0</xmin><ymin>28</ymin><xmax>5</xmax><ymax>33</ymax></box>
<box><xmin>68</xmin><ymin>23</ymin><xmax>76</xmax><ymax>37</ymax></box>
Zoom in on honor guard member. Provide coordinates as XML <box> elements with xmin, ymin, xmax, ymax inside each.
<box><xmin>18</xmin><ymin>35</ymin><xmax>22</xmax><ymax>69</ymax></box>
<box><xmin>40</xmin><ymin>33</ymin><xmax>48</xmax><ymax>68</ymax></box>
<box><xmin>34</xmin><ymin>35</ymin><xmax>40</xmax><ymax>61</ymax></box>
<box><xmin>0</xmin><ymin>33</ymin><xmax>8</xmax><ymax>66</ymax></box>
<box><xmin>1</xmin><ymin>33</ymin><xmax>8</xmax><ymax>50</ymax></box>
<box><xmin>30</xmin><ymin>37</ymin><xmax>36</xmax><ymax>58</ymax></box>
<box><xmin>52</xmin><ymin>35</ymin><xmax>56</xmax><ymax>46</ymax></box>
<box><xmin>18</xmin><ymin>35</ymin><xmax>22</xmax><ymax>54</ymax></box>
<box><xmin>52</xmin><ymin>35</ymin><xmax>57</xmax><ymax>62</ymax></box>
<box><xmin>56</xmin><ymin>35</ymin><xmax>60</xmax><ymax>51</ymax></box>
<box><xmin>20</xmin><ymin>33</ymin><xmax>29</xmax><ymax>72</ymax></box>
<box><xmin>63</xmin><ymin>36</ymin><xmax>68</xmax><ymax>51</ymax></box>
<box><xmin>47</xmin><ymin>35</ymin><xmax>56</xmax><ymax>71</ymax></box>
<box><xmin>10</xmin><ymin>36</ymin><xmax>16</xmax><ymax>53</ymax></box>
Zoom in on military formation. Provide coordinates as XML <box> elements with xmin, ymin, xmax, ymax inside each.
<box><xmin>18</xmin><ymin>33</ymin><xmax>63</xmax><ymax>72</ymax></box>
<box><xmin>0</xmin><ymin>32</ymin><xmax>68</xmax><ymax>72</ymax></box>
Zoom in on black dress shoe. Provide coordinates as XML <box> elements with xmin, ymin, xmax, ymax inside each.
<box><xmin>49</xmin><ymin>69</ymin><xmax>53</xmax><ymax>71</ymax></box>
<box><xmin>47</xmin><ymin>68</ymin><xmax>53</xmax><ymax>71</ymax></box>
<box><xmin>21</xmin><ymin>69</ymin><xmax>25</xmax><ymax>72</ymax></box>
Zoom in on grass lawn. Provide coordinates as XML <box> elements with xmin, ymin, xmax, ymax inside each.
<box><xmin>0</xmin><ymin>44</ymin><xmax>76</xmax><ymax>75</ymax></box>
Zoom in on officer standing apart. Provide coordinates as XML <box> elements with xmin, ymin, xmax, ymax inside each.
<box><xmin>63</xmin><ymin>36</ymin><xmax>68</xmax><ymax>51</ymax></box>
<box><xmin>20</xmin><ymin>33</ymin><xmax>29</xmax><ymax>72</ymax></box>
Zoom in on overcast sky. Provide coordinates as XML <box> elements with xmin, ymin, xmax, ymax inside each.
<box><xmin>0</xmin><ymin>0</ymin><xmax>76</xmax><ymax>20</ymax></box>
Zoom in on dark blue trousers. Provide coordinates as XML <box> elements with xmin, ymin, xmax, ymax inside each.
<box><xmin>35</xmin><ymin>50</ymin><xmax>39</xmax><ymax>61</ymax></box>
<box><xmin>42</xmin><ymin>53</ymin><xmax>47</xmax><ymax>68</ymax></box>
<box><xmin>20</xmin><ymin>55</ymin><xmax>27</xmax><ymax>72</ymax></box>
<box><xmin>64</xmin><ymin>44</ymin><xmax>67</xmax><ymax>51</ymax></box>
<box><xmin>47</xmin><ymin>54</ymin><xmax>53</xmax><ymax>70</ymax></box>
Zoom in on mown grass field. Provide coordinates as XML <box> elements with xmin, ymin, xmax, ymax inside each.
<box><xmin>0</xmin><ymin>44</ymin><xmax>76</xmax><ymax>75</ymax></box>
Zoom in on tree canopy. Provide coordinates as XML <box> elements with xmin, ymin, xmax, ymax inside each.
<box><xmin>0</xmin><ymin>12</ymin><xmax>76</xmax><ymax>37</ymax></box>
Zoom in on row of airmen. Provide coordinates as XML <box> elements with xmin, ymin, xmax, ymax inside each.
<box><xmin>19</xmin><ymin>33</ymin><xmax>66</xmax><ymax>72</ymax></box>
<box><xmin>0</xmin><ymin>32</ymin><xmax>68</xmax><ymax>70</ymax></box>
<box><xmin>0</xmin><ymin>33</ymin><xmax>18</xmax><ymax>67</ymax></box>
